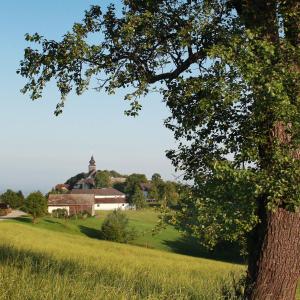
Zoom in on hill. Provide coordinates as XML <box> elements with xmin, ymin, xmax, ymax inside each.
<box><xmin>0</xmin><ymin>221</ymin><xmax>243</xmax><ymax>299</ymax></box>
<box><xmin>10</xmin><ymin>209</ymin><xmax>242</xmax><ymax>262</ymax></box>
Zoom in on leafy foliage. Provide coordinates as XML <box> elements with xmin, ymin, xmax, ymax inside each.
<box><xmin>24</xmin><ymin>192</ymin><xmax>47</xmax><ymax>223</ymax></box>
<box><xmin>101</xmin><ymin>210</ymin><xmax>137</xmax><ymax>243</ymax></box>
<box><xmin>130</xmin><ymin>186</ymin><xmax>147</xmax><ymax>209</ymax></box>
<box><xmin>0</xmin><ymin>189</ymin><xmax>24</xmax><ymax>209</ymax></box>
<box><xmin>51</xmin><ymin>208</ymin><xmax>68</xmax><ymax>219</ymax></box>
<box><xmin>95</xmin><ymin>170</ymin><xmax>111</xmax><ymax>188</ymax></box>
<box><xmin>124</xmin><ymin>173</ymin><xmax>147</xmax><ymax>201</ymax></box>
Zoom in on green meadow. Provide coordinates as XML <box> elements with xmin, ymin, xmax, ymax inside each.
<box><xmin>9</xmin><ymin>209</ymin><xmax>242</xmax><ymax>261</ymax></box>
<box><xmin>0</xmin><ymin>210</ymin><xmax>298</xmax><ymax>299</ymax></box>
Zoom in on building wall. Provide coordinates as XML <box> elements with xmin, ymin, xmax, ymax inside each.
<box><xmin>69</xmin><ymin>205</ymin><xmax>95</xmax><ymax>216</ymax></box>
<box><xmin>95</xmin><ymin>195</ymin><xmax>126</xmax><ymax>199</ymax></box>
<box><xmin>94</xmin><ymin>203</ymin><xmax>132</xmax><ymax>211</ymax></box>
<box><xmin>48</xmin><ymin>205</ymin><xmax>94</xmax><ymax>216</ymax></box>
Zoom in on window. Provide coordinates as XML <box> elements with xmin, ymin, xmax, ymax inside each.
<box><xmin>97</xmin><ymin>204</ymin><xmax>100</xmax><ymax>207</ymax></box>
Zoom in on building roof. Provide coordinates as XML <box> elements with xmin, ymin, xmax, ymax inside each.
<box><xmin>70</xmin><ymin>188</ymin><xmax>125</xmax><ymax>196</ymax></box>
<box><xmin>48</xmin><ymin>194</ymin><xmax>95</xmax><ymax>206</ymax></box>
<box><xmin>94</xmin><ymin>197</ymin><xmax>127</xmax><ymax>204</ymax></box>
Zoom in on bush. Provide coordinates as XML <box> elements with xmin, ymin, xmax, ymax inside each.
<box><xmin>101</xmin><ymin>210</ymin><xmax>137</xmax><ymax>243</ymax></box>
<box><xmin>24</xmin><ymin>192</ymin><xmax>47</xmax><ymax>223</ymax></box>
<box><xmin>51</xmin><ymin>208</ymin><xmax>68</xmax><ymax>219</ymax></box>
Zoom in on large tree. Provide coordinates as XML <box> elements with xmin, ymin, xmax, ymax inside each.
<box><xmin>18</xmin><ymin>1</ymin><xmax>300</xmax><ymax>298</ymax></box>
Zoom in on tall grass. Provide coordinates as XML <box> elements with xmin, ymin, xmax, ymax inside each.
<box><xmin>0</xmin><ymin>222</ymin><xmax>243</xmax><ymax>299</ymax></box>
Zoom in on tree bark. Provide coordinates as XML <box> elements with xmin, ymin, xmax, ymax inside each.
<box><xmin>246</xmin><ymin>208</ymin><xmax>300</xmax><ymax>299</ymax></box>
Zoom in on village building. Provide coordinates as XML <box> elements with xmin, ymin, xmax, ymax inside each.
<box><xmin>70</xmin><ymin>188</ymin><xmax>130</xmax><ymax>211</ymax></box>
<box><xmin>48</xmin><ymin>156</ymin><xmax>132</xmax><ymax>215</ymax></box>
<box><xmin>48</xmin><ymin>194</ymin><xmax>95</xmax><ymax>216</ymax></box>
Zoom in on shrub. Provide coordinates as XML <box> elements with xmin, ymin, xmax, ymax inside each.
<box><xmin>101</xmin><ymin>210</ymin><xmax>137</xmax><ymax>243</ymax></box>
<box><xmin>24</xmin><ymin>192</ymin><xmax>47</xmax><ymax>223</ymax></box>
<box><xmin>51</xmin><ymin>208</ymin><xmax>68</xmax><ymax>219</ymax></box>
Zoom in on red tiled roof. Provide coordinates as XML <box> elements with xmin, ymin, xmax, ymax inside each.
<box><xmin>94</xmin><ymin>197</ymin><xmax>127</xmax><ymax>204</ymax></box>
<box><xmin>70</xmin><ymin>188</ymin><xmax>125</xmax><ymax>196</ymax></box>
<box><xmin>48</xmin><ymin>194</ymin><xmax>94</xmax><ymax>206</ymax></box>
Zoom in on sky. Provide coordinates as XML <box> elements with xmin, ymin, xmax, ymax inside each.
<box><xmin>0</xmin><ymin>1</ymin><xmax>177</xmax><ymax>194</ymax></box>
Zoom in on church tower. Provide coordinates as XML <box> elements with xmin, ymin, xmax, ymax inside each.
<box><xmin>88</xmin><ymin>155</ymin><xmax>96</xmax><ymax>173</ymax></box>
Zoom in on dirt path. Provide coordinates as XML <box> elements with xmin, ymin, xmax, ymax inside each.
<box><xmin>0</xmin><ymin>210</ymin><xmax>26</xmax><ymax>220</ymax></box>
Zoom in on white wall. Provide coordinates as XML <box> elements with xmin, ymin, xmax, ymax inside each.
<box><xmin>48</xmin><ymin>206</ymin><xmax>70</xmax><ymax>214</ymax></box>
<box><xmin>95</xmin><ymin>195</ymin><xmax>126</xmax><ymax>199</ymax></box>
<box><xmin>94</xmin><ymin>203</ymin><xmax>131</xmax><ymax>211</ymax></box>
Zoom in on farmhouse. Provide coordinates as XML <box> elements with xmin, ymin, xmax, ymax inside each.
<box><xmin>48</xmin><ymin>156</ymin><xmax>132</xmax><ymax>215</ymax></box>
<box><xmin>70</xmin><ymin>188</ymin><xmax>130</xmax><ymax>211</ymax></box>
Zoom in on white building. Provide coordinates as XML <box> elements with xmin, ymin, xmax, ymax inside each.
<box><xmin>70</xmin><ymin>188</ymin><xmax>133</xmax><ymax>211</ymax></box>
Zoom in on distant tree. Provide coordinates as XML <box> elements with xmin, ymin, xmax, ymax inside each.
<box><xmin>109</xmin><ymin>170</ymin><xmax>123</xmax><ymax>178</ymax></box>
<box><xmin>101</xmin><ymin>210</ymin><xmax>137</xmax><ymax>243</ymax></box>
<box><xmin>151</xmin><ymin>173</ymin><xmax>162</xmax><ymax>182</ymax></box>
<box><xmin>112</xmin><ymin>182</ymin><xmax>126</xmax><ymax>193</ymax></box>
<box><xmin>124</xmin><ymin>174</ymin><xmax>147</xmax><ymax>199</ymax></box>
<box><xmin>0</xmin><ymin>189</ymin><xmax>24</xmax><ymax>209</ymax></box>
<box><xmin>24</xmin><ymin>192</ymin><xmax>47</xmax><ymax>223</ymax></box>
<box><xmin>161</xmin><ymin>181</ymin><xmax>179</xmax><ymax>207</ymax></box>
<box><xmin>130</xmin><ymin>186</ymin><xmax>147</xmax><ymax>209</ymax></box>
<box><xmin>150</xmin><ymin>173</ymin><xmax>165</xmax><ymax>202</ymax></box>
<box><xmin>95</xmin><ymin>170</ymin><xmax>111</xmax><ymax>188</ymax></box>
<box><xmin>148</xmin><ymin>184</ymin><xmax>159</xmax><ymax>201</ymax></box>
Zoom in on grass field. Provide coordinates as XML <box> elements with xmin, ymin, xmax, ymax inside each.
<box><xmin>0</xmin><ymin>210</ymin><xmax>298</xmax><ymax>299</ymax></box>
<box><xmin>0</xmin><ymin>221</ymin><xmax>243</xmax><ymax>299</ymax></box>
<box><xmin>10</xmin><ymin>209</ymin><xmax>242</xmax><ymax>262</ymax></box>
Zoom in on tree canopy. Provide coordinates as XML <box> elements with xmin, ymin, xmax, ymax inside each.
<box><xmin>0</xmin><ymin>189</ymin><xmax>24</xmax><ymax>209</ymax></box>
<box><xmin>95</xmin><ymin>170</ymin><xmax>111</xmax><ymax>188</ymax></box>
<box><xmin>24</xmin><ymin>192</ymin><xmax>47</xmax><ymax>223</ymax></box>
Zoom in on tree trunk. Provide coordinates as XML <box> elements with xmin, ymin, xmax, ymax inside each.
<box><xmin>246</xmin><ymin>208</ymin><xmax>300</xmax><ymax>299</ymax></box>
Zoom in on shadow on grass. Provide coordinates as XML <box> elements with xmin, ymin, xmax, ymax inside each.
<box><xmin>13</xmin><ymin>216</ymin><xmax>32</xmax><ymax>223</ymax></box>
<box><xmin>79</xmin><ymin>225</ymin><xmax>100</xmax><ymax>239</ymax></box>
<box><xmin>163</xmin><ymin>237</ymin><xmax>245</xmax><ymax>264</ymax></box>
<box><xmin>0</xmin><ymin>244</ymin><xmax>79</xmax><ymax>275</ymax></box>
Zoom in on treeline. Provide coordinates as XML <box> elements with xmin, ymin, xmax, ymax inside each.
<box><xmin>63</xmin><ymin>170</ymin><xmax>181</xmax><ymax>210</ymax></box>
<box><xmin>94</xmin><ymin>172</ymin><xmax>180</xmax><ymax>209</ymax></box>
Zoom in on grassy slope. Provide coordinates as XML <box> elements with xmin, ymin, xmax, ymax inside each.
<box><xmin>0</xmin><ymin>222</ymin><xmax>243</xmax><ymax>300</ymax></box>
<box><xmin>2</xmin><ymin>210</ymin><xmax>298</xmax><ymax>299</ymax></box>
<box><xmin>10</xmin><ymin>209</ymin><xmax>241</xmax><ymax>261</ymax></box>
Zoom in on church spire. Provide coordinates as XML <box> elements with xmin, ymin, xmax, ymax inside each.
<box><xmin>88</xmin><ymin>155</ymin><xmax>96</xmax><ymax>172</ymax></box>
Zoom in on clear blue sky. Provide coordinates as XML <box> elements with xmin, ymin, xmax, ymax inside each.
<box><xmin>0</xmin><ymin>1</ymin><xmax>177</xmax><ymax>194</ymax></box>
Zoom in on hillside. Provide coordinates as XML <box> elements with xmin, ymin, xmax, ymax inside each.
<box><xmin>0</xmin><ymin>221</ymin><xmax>243</xmax><ymax>300</ymax></box>
<box><xmin>9</xmin><ymin>209</ymin><xmax>242</xmax><ymax>262</ymax></box>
